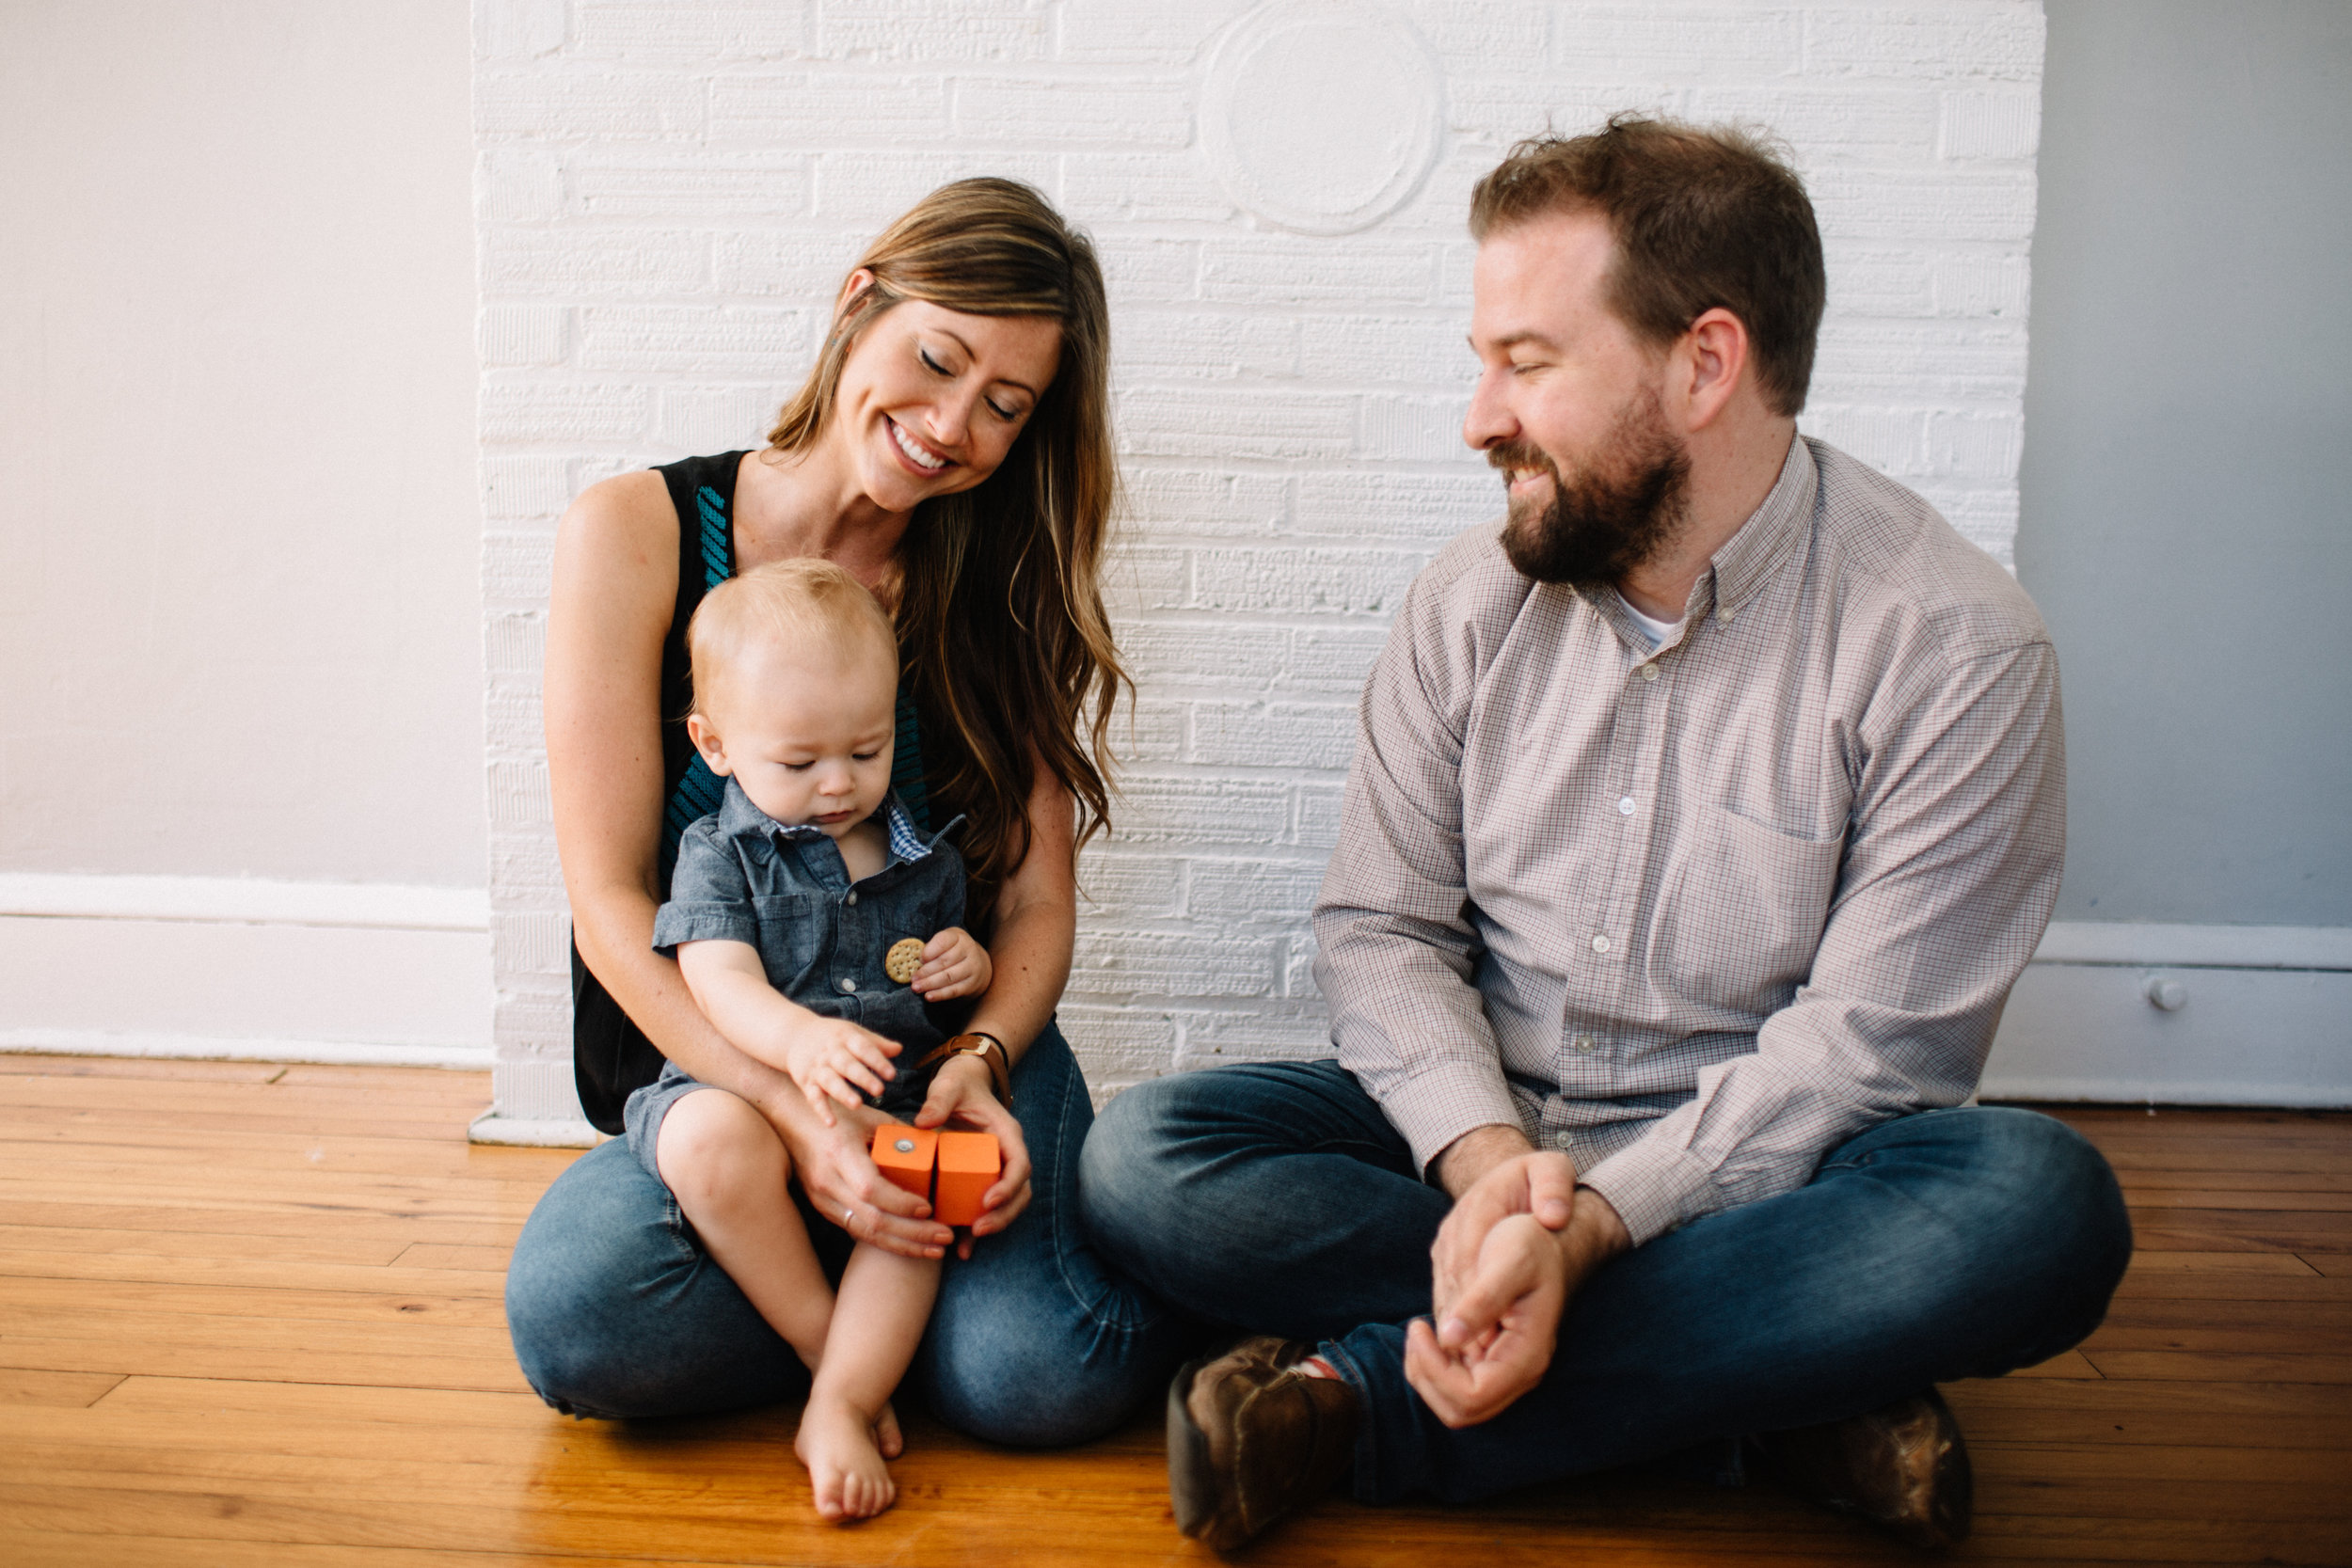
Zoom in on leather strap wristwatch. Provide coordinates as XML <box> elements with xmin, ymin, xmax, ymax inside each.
<box><xmin>916</xmin><ymin>1031</ymin><xmax>1012</xmax><ymax>1103</ymax></box>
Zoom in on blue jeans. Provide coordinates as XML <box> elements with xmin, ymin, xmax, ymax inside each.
<box><xmin>1080</xmin><ymin>1060</ymin><xmax>2132</xmax><ymax>1505</ymax></box>
<box><xmin>505</xmin><ymin>1024</ymin><xmax>1191</xmax><ymax>1446</ymax></box>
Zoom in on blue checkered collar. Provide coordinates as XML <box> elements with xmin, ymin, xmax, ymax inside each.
<box><xmin>715</xmin><ymin>776</ymin><xmax>944</xmax><ymax>867</ymax></box>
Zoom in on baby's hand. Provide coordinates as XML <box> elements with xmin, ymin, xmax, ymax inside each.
<box><xmin>785</xmin><ymin>1017</ymin><xmax>902</xmax><ymax>1123</ymax></box>
<box><xmin>911</xmin><ymin>927</ymin><xmax>992</xmax><ymax>1001</ymax></box>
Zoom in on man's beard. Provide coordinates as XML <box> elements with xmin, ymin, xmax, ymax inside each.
<box><xmin>1493</xmin><ymin>390</ymin><xmax>1692</xmax><ymax>587</ymax></box>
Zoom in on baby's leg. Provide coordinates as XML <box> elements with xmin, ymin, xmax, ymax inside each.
<box><xmin>796</xmin><ymin>1244</ymin><xmax>943</xmax><ymax>1522</ymax></box>
<box><xmin>655</xmin><ymin>1088</ymin><xmax>833</xmax><ymax>1370</ymax></box>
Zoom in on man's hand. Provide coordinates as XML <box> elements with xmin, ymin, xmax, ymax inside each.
<box><xmin>1406</xmin><ymin>1213</ymin><xmax>1566</xmax><ymax>1427</ymax></box>
<box><xmin>1406</xmin><ymin>1183</ymin><xmax>1631</xmax><ymax>1428</ymax></box>
<box><xmin>1430</xmin><ymin>1136</ymin><xmax>1578</xmax><ymax>1328</ymax></box>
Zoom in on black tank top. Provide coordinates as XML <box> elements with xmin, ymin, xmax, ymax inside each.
<box><xmin>568</xmin><ymin>451</ymin><xmax>933</xmax><ymax>1132</ymax></box>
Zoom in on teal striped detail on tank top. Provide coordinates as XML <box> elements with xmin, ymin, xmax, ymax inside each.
<box><xmin>891</xmin><ymin>692</ymin><xmax>930</xmax><ymax>831</ymax></box>
<box><xmin>661</xmin><ymin>487</ymin><xmax>737</xmax><ymax>851</ymax></box>
<box><xmin>694</xmin><ymin>486</ymin><xmax>730</xmax><ymax>591</ymax></box>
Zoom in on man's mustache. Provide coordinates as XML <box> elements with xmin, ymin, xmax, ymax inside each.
<box><xmin>1486</xmin><ymin>441</ymin><xmax>1551</xmax><ymax>477</ymax></box>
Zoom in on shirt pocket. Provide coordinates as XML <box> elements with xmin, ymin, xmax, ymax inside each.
<box><xmin>1654</xmin><ymin>806</ymin><xmax>1843</xmax><ymax>1015</ymax></box>
<box><xmin>749</xmin><ymin>892</ymin><xmax>832</xmax><ymax>996</ymax></box>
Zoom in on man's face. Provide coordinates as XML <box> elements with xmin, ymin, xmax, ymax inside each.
<box><xmin>1465</xmin><ymin>209</ymin><xmax>1691</xmax><ymax>587</ymax></box>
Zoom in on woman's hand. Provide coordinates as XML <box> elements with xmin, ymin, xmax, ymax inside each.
<box><xmin>776</xmin><ymin>1093</ymin><xmax>954</xmax><ymax>1259</ymax></box>
<box><xmin>912</xmin><ymin>1054</ymin><xmax>1032</xmax><ymax>1259</ymax></box>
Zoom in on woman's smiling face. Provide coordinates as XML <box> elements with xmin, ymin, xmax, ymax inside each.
<box><xmin>831</xmin><ymin>282</ymin><xmax>1063</xmax><ymax>516</ymax></box>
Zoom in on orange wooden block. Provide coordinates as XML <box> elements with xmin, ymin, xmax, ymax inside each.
<box><xmin>870</xmin><ymin>1124</ymin><xmax>938</xmax><ymax>1208</ymax></box>
<box><xmin>933</xmin><ymin>1131</ymin><xmax>1002</xmax><ymax>1227</ymax></box>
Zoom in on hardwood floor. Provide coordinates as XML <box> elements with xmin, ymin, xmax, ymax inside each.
<box><xmin>1</xmin><ymin>1055</ymin><xmax>2345</xmax><ymax>1566</ymax></box>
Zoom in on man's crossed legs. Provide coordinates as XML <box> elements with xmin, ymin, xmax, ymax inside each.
<box><xmin>1081</xmin><ymin>1061</ymin><xmax>2130</xmax><ymax>1531</ymax></box>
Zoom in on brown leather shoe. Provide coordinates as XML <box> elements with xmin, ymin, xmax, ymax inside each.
<box><xmin>1167</xmin><ymin>1336</ymin><xmax>1360</xmax><ymax>1552</ymax></box>
<box><xmin>1751</xmin><ymin>1387</ymin><xmax>1973</xmax><ymax>1550</ymax></box>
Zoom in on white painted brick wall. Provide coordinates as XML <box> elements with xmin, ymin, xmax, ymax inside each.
<box><xmin>475</xmin><ymin>0</ymin><xmax>2046</xmax><ymax>1123</ymax></box>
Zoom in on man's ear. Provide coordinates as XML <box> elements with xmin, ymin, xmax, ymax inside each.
<box><xmin>685</xmin><ymin>712</ymin><xmax>732</xmax><ymax>777</ymax></box>
<box><xmin>1676</xmin><ymin>308</ymin><xmax>1751</xmax><ymax>433</ymax></box>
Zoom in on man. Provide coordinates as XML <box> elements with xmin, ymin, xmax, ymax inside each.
<box><xmin>1082</xmin><ymin>117</ymin><xmax>2131</xmax><ymax>1552</ymax></box>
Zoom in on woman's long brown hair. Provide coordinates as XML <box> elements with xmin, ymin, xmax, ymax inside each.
<box><xmin>767</xmin><ymin>178</ymin><xmax>1127</xmax><ymax>926</ymax></box>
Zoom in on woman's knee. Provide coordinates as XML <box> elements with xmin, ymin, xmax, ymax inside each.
<box><xmin>507</xmin><ymin>1144</ymin><xmax>660</xmax><ymax>1413</ymax></box>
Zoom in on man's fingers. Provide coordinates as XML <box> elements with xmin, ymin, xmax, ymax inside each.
<box><xmin>1528</xmin><ymin>1152</ymin><xmax>1578</xmax><ymax>1228</ymax></box>
<box><xmin>1404</xmin><ymin>1320</ymin><xmax>1476</xmax><ymax>1428</ymax></box>
<box><xmin>1438</xmin><ymin>1267</ymin><xmax>1521</xmax><ymax>1350</ymax></box>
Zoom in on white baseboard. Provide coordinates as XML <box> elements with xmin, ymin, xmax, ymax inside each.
<box><xmin>474</xmin><ymin>1056</ymin><xmax>600</xmax><ymax>1147</ymax></box>
<box><xmin>1983</xmin><ymin>921</ymin><xmax>2352</xmax><ymax>1107</ymax></box>
<box><xmin>0</xmin><ymin>1030</ymin><xmax>490</xmax><ymax>1070</ymax></box>
<box><xmin>469</xmin><ymin>1109</ymin><xmax>606</xmax><ymax>1147</ymax></box>
<box><xmin>0</xmin><ymin>873</ymin><xmax>492</xmax><ymax>1067</ymax></box>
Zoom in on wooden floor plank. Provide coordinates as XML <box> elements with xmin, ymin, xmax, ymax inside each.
<box><xmin>2080</xmin><ymin>1349</ymin><xmax>2352</xmax><ymax>1384</ymax></box>
<box><xmin>2</xmin><ymin>1065</ymin><xmax>2347</xmax><ymax>1567</ymax></box>
<box><xmin>0</xmin><ymin>1245</ymin><xmax>506</xmax><ymax>1298</ymax></box>
<box><xmin>0</xmin><ymin>1370</ymin><xmax>124</xmax><ymax>1409</ymax></box>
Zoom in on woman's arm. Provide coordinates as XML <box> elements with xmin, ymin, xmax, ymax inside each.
<box><xmin>963</xmin><ymin>765</ymin><xmax>1077</xmax><ymax>1062</ymax></box>
<box><xmin>544</xmin><ymin>472</ymin><xmax>952</xmax><ymax>1259</ymax></box>
<box><xmin>910</xmin><ymin>763</ymin><xmax>1077</xmax><ymax>1244</ymax></box>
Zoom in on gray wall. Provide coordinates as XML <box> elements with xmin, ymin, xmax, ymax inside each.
<box><xmin>2019</xmin><ymin>0</ymin><xmax>2351</xmax><ymax>927</ymax></box>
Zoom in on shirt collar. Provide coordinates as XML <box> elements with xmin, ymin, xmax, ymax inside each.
<box><xmin>1704</xmin><ymin>432</ymin><xmax>1816</xmax><ymax>623</ymax></box>
<box><xmin>716</xmin><ymin>776</ymin><xmax>940</xmax><ymax>865</ymax></box>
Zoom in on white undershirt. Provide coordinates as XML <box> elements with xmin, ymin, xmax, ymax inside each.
<box><xmin>1617</xmin><ymin>593</ymin><xmax>1685</xmax><ymax>649</ymax></box>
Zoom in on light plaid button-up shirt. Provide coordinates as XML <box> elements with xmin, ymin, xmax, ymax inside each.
<box><xmin>1312</xmin><ymin>436</ymin><xmax>2064</xmax><ymax>1245</ymax></box>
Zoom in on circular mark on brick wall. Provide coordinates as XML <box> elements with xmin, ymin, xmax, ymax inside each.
<box><xmin>1200</xmin><ymin>1</ymin><xmax>1445</xmax><ymax>236</ymax></box>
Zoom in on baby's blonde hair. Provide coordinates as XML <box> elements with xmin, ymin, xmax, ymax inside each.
<box><xmin>686</xmin><ymin>559</ymin><xmax>898</xmax><ymax>722</ymax></box>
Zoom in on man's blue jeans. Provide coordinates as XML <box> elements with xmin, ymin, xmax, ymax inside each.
<box><xmin>504</xmin><ymin>1024</ymin><xmax>1191</xmax><ymax>1446</ymax></box>
<box><xmin>1080</xmin><ymin>1060</ymin><xmax>2132</xmax><ymax>1505</ymax></box>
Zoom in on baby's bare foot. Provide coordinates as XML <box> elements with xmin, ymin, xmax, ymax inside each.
<box><xmin>796</xmin><ymin>1394</ymin><xmax>896</xmax><ymax>1522</ymax></box>
<box><xmin>874</xmin><ymin>1399</ymin><xmax>904</xmax><ymax>1459</ymax></box>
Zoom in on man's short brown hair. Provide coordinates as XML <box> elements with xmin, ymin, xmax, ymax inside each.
<box><xmin>1470</xmin><ymin>114</ymin><xmax>1826</xmax><ymax>417</ymax></box>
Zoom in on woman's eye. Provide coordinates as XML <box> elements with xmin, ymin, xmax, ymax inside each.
<box><xmin>918</xmin><ymin>347</ymin><xmax>947</xmax><ymax>376</ymax></box>
<box><xmin>987</xmin><ymin>399</ymin><xmax>1022</xmax><ymax>421</ymax></box>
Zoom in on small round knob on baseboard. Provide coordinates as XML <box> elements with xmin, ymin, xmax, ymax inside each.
<box><xmin>2144</xmin><ymin>977</ymin><xmax>2188</xmax><ymax>1011</ymax></box>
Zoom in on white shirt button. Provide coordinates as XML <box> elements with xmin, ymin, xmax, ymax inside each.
<box><xmin>845</xmin><ymin>891</ymin><xmax>858</xmax><ymax>906</ymax></box>
<box><xmin>1553</xmin><ymin>1131</ymin><xmax>1576</xmax><ymax>1149</ymax></box>
<box><xmin>1592</xmin><ymin>934</ymin><xmax>1612</xmax><ymax>955</ymax></box>
<box><xmin>1616</xmin><ymin>796</ymin><xmax>1636</xmax><ymax>816</ymax></box>
<box><xmin>1639</xmin><ymin>663</ymin><xmax>1659</xmax><ymax>683</ymax></box>
<box><xmin>837</xmin><ymin>976</ymin><xmax>858</xmax><ymax>994</ymax></box>
<box><xmin>1574</xmin><ymin>1033</ymin><xmax>1596</xmax><ymax>1053</ymax></box>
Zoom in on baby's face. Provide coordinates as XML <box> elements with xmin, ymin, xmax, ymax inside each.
<box><xmin>691</xmin><ymin>632</ymin><xmax>897</xmax><ymax>840</ymax></box>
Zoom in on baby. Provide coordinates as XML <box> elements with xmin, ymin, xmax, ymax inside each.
<box><xmin>626</xmin><ymin>558</ymin><xmax>997</xmax><ymax>1521</ymax></box>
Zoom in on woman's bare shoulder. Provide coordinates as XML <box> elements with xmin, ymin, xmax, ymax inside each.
<box><xmin>563</xmin><ymin>469</ymin><xmax>677</xmax><ymax>550</ymax></box>
<box><xmin>552</xmin><ymin>469</ymin><xmax>680</xmax><ymax>635</ymax></box>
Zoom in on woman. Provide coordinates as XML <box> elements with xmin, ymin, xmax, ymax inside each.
<box><xmin>504</xmin><ymin>179</ymin><xmax>1186</xmax><ymax>1448</ymax></box>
